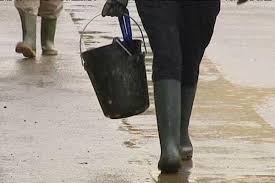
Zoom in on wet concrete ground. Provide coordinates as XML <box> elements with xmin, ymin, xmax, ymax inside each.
<box><xmin>1</xmin><ymin>1</ymin><xmax>275</xmax><ymax>182</ymax></box>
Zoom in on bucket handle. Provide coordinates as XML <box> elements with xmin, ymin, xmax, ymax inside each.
<box><xmin>79</xmin><ymin>13</ymin><xmax>148</xmax><ymax>67</ymax></box>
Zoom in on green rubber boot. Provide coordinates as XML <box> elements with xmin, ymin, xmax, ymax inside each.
<box><xmin>41</xmin><ymin>18</ymin><xmax>58</xmax><ymax>56</ymax></box>
<box><xmin>154</xmin><ymin>80</ymin><xmax>181</xmax><ymax>173</ymax></box>
<box><xmin>15</xmin><ymin>9</ymin><xmax>36</xmax><ymax>58</ymax></box>
<box><xmin>179</xmin><ymin>85</ymin><xmax>197</xmax><ymax>160</ymax></box>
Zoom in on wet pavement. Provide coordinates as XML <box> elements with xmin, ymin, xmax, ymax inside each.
<box><xmin>1</xmin><ymin>1</ymin><xmax>275</xmax><ymax>183</ymax></box>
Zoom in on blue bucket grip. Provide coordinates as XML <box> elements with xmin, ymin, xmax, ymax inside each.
<box><xmin>118</xmin><ymin>9</ymin><xmax>132</xmax><ymax>42</ymax></box>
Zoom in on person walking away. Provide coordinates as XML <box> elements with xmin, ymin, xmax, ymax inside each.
<box><xmin>102</xmin><ymin>0</ymin><xmax>220</xmax><ymax>173</ymax></box>
<box><xmin>14</xmin><ymin>0</ymin><xmax>63</xmax><ymax>58</ymax></box>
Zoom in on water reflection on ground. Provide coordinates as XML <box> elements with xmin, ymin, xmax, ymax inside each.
<box><xmin>150</xmin><ymin>161</ymin><xmax>193</xmax><ymax>183</ymax></box>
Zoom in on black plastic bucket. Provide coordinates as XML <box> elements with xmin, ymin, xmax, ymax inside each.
<box><xmin>80</xmin><ymin>15</ymin><xmax>149</xmax><ymax>119</ymax></box>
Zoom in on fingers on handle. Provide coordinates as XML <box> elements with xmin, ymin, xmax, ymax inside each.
<box><xmin>237</xmin><ymin>0</ymin><xmax>248</xmax><ymax>5</ymax></box>
<box><xmin>102</xmin><ymin>2</ymin><xmax>126</xmax><ymax>17</ymax></box>
<box><xmin>102</xmin><ymin>3</ymin><xmax>111</xmax><ymax>17</ymax></box>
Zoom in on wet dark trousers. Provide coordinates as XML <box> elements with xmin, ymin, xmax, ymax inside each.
<box><xmin>135</xmin><ymin>0</ymin><xmax>220</xmax><ymax>86</ymax></box>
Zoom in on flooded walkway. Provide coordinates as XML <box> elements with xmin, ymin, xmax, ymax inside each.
<box><xmin>0</xmin><ymin>1</ymin><xmax>274</xmax><ymax>182</ymax></box>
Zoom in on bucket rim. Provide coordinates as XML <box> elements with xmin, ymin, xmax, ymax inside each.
<box><xmin>81</xmin><ymin>39</ymin><xmax>143</xmax><ymax>55</ymax></box>
<box><xmin>79</xmin><ymin>13</ymin><xmax>147</xmax><ymax>67</ymax></box>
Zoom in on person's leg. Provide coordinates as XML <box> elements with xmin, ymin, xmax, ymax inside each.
<box><xmin>39</xmin><ymin>0</ymin><xmax>63</xmax><ymax>55</ymax></box>
<box><xmin>179</xmin><ymin>1</ymin><xmax>220</xmax><ymax>160</ymax></box>
<box><xmin>14</xmin><ymin>0</ymin><xmax>39</xmax><ymax>58</ymax></box>
<box><xmin>136</xmin><ymin>0</ymin><xmax>182</xmax><ymax>173</ymax></box>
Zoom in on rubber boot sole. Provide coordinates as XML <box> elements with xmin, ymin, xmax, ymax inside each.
<box><xmin>15</xmin><ymin>42</ymin><xmax>36</xmax><ymax>58</ymax></box>
<box><xmin>158</xmin><ymin>158</ymin><xmax>181</xmax><ymax>174</ymax></box>
<box><xmin>158</xmin><ymin>148</ymin><xmax>182</xmax><ymax>173</ymax></box>
<box><xmin>179</xmin><ymin>147</ymin><xmax>193</xmax><ymax>161</ymax></box>
<box><xmin>42</xmin><ymin>49</ymin><xmax>58</xmax><ymax>56</ymax></box>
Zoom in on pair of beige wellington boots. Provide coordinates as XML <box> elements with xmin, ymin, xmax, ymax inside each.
<box><xmin>15</xmin><ymin>10</ymin><xmax>58</xmax><ymax>58</ymax></box>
